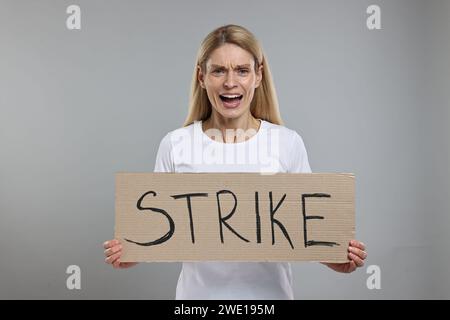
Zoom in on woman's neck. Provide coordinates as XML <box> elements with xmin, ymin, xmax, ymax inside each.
<box><xmin>202</xmin><ymin>112</ymin><xmax>261</xmax><ymax>143</ymax></box>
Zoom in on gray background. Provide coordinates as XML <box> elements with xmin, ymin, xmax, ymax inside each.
<box><xmin>1</xmin><ymin>0</ymin><xmax>449</xmax><ymax>299</ymax></box>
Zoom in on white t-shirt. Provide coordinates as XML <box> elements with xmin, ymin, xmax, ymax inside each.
<box><xmin>153</xmin><ymin>119</ymin><xmax>312</xmax><ymax>299</ymax></box>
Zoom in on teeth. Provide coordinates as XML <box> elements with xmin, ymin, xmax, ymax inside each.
<box><xmin>221</xmin><ymin>94</ymin><xmax>241</xmax><ymax>98</ymax></box>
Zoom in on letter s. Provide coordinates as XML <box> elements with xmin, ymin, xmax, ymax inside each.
<box><xmin>125</xmin><ymin>191</ymin><xmax>175</xmax><ymax>246</ymax></box>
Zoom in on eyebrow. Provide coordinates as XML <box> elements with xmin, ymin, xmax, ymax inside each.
<box><xmin>210</xmin><ymin>64</ymin><xmax>252</xmax><ymax>69</ymax></box>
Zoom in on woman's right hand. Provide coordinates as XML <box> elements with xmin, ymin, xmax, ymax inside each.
<box><xmin>103</xmin><ymin>239</ymin><xmax>139</xmax><ymax>269</ymax></box>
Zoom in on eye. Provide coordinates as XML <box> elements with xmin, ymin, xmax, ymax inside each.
<box><xmin>237</xmin><ymin>68</ymin><xmax>249</xmax><ymax>75</ymax></box>
<box><xmin>212</xmin><ymin>69</ymin><xmax>225</xmax><ymax>75</ymax></box>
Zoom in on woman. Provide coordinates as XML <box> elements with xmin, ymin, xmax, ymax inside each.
<box><xmin>103</xmin><ymin>24</ymin><xmax>367</xmax><ymax>299</ymax></box>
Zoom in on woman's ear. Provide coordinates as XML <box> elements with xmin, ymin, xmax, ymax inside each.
<box><xmin>197</xmin><ymin>65</ymin><xmax>205</xmax><ymax>89</ymax></box>
<box><xmin>255</xmin><ymin>64</ymin><xmax>263</xmax><ymax>88</ymax></box>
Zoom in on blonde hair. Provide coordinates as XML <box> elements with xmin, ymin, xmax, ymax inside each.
<box><xmin>183</xmin><ymin>24</ymin><xmax>283</xmax><ymax>126</ymax></box>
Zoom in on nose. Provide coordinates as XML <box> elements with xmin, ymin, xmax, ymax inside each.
<box><xmin>224</xmin><ymin>72</ymin><xmax>237</xmax><ymax>89</ymax></box>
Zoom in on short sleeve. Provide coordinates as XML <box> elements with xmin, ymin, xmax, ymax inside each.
<box><xmin>288</xmin><ymin>131</ymin><xmax>312</xmax><ymax>173</ymax></box>
<box><xmin>153</xmin><ymin>132</ymin><xmax>175</xmax><ymax>173</ymax></box>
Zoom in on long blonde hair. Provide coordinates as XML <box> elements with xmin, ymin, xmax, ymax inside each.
<box><xmin>183</xmin><ymin>24</ymin><xmax>283</xmax><ymax>126</ymax></box>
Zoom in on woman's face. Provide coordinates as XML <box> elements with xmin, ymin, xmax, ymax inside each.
<box><xmin>198</xmin><ymin>43</ymin><xmax>262</xmax><ymax>120</ymax></box>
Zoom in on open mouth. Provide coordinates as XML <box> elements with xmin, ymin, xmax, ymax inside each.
<box><xmin>219</xmin><ymin>94</ymin><xmax>243</xmax><ymax>108</ymax></box>
<box><xmin>219</xmin><ymin>94</ymin><xmax>243</xmax><ymax>102</ymax></box>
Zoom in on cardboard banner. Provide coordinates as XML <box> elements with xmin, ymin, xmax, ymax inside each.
<box><xmin>115</xmin><ymin>173</ymin><xmax>354</xmax><ymax>263</ymax></box>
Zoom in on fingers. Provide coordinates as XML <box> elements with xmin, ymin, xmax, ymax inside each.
<box><xmin>104</xmin><ymin>240</ymin><xmax>123</xmax><ymax>265</ymax></box>
<box><xmin>103</xmin><ymin>239</ymin><xmax>120</xmax><ymax>249</ymax></box>
<box><xmin>348</xmin><ymin>240</ymin><xmax>367</xmax><ymax>269</ymax></box>
<box><xmin>105</xmin><ymin>250</ymin><xmax>122</xmax><ymax>265</ymax></box>
<box><xmin>103</xmin><ymin>239</ymin><xmax>129</xmax><ymax>269</ymax></box>
<box><xmin>348</xmin><ymin>246</ymin><xmax>367</xmax><ymax>260</ymax></box>
<box><xmin>348</xmin><ymin>252</ymin><xmax>365</xmax><ymax>267</ymax></box>
<box><xmin>104</xmin><ymin>244</ymin><xmax>123</xmax><ymax>258</ymax></box>
<box><xmin>350</xmin><ymin>240</ymin><xmax>366</xmax><ymax>251</ymax></box>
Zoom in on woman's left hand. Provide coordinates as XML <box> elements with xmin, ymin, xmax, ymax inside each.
<box><xmin>322</xmin><ymin>240</ymin><xmax>367</xmax><ymax>273</ymax></box>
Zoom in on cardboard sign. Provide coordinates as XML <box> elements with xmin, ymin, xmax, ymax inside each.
<box><xmin>115</xmin><ymin>173</ymin><xmax>354</xmax><ymax>263</ymax></box>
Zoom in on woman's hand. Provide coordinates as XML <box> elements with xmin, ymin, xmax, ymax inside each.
<box><xmin>103</xmin><ymin>239</ymin><xmax>139</xmax><ymax>269</ymax></box>
<box><xmin>322</xmin><ymin>240</ymin><xmax>367</xmax><ymax>273</ymax></box>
